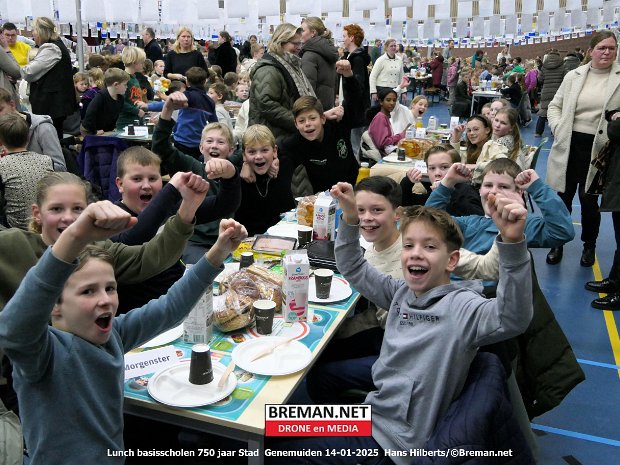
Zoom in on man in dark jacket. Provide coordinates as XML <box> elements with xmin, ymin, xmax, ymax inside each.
<box><xmin>342</xmin><ymin>24</ymin><xmax>370</xmax><ymax>160</ymax></box>
<box><xmin>214</xmin><ymin>31</ymin><xmax>238</xmax><ymax>75</ymax></box>
<box><xmin>141</xmin><ymin>27</ymin><xmax>163</xmax><ymax>63</ymax></box>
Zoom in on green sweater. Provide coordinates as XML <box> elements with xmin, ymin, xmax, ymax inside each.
<box><xmin>0</xmin><ymin>214</ymin><xmax>193</xmax><ymax>310</ymax></box>
<box><xmin>115</xmin><ymin>73</ymin><xmax>142</xmax><ymax>130</ymax></box>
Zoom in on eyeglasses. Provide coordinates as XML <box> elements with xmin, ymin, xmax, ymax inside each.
<box><xmin>594</xmin><ymin>46</ymin><xmax>617</xmax><ymax>53</ymax></box>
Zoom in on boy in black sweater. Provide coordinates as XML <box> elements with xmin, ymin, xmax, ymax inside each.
<box><xmin>80</xmin><ymin>68</ymin><xmax>129</xmax><ymax>135</ymax></box>
<box><xmin>276</xmin><ymin>60</ymin><xmax>361</xmax><ymax>193</ymax></box>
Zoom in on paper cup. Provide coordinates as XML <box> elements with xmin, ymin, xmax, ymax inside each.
<box><xmin>297</xmin><ymin>226</ymin><xmax>313</xmax><ymax>248</ymax></box>
<box><xmin>314</xmin><ymin>269</ymin><xmax>334</xmax><ymax>300</ymax></box>
<box><xmin>253</xmin><ymin>300</ymin><xmax>276</xmax><ymax>335</ymax></box>
<box><xmin>239</xmin><ymin>252</ymin><xmax>254</xmax><ymax>269</ymax></box>
<box><xmin>188</xmin><ymin>344</ymin><xmax>213</xmax><ymax>385</ymax></box>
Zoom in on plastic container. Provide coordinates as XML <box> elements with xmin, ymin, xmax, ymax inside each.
<box><xmin>415</xmin><ymin>117</ymin><xmax>424</xmax><ymax>129</ymax></box>
<box><xmin>406</xmin><ymin>127</ymin><xmax>415</xmax><ymax>140</ymax></box>
<box><xmin>356</xmin><ymin>162</ymin><xmax>370</xmax><ymax>184</ymax></box>
<box><xmin>428</xmin><ymin>116</ymin><xmax>437</xmax><ymax>130</ymax></box>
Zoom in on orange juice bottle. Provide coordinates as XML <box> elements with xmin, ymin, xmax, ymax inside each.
<box><xmin>356</xmin><ymin>162</ymin><xmax>370</xmax><ymax>184</ymax></box>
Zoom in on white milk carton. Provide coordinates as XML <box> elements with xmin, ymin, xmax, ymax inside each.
<box><xmin>313</xmin><ymin>192</ymin><xmax>336</xmax><ymax>241</ymax></box>
<box><xmin>282</xmin><ymin>250</ymin><xmax>310</xmax><ymax>323</ymax></box>
<box><xmin>182</xmin><ymin>265</ymin><xmax>214</xmax><ymax>344</ymax></box>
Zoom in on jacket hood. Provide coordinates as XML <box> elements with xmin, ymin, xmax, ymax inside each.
<box><xmin>301</xmin><ymin>36</ymin><xmax>339</xmax><ymax>64</ymax></box>
<box><xmin>23</xmin><ymin>112</ymin><xmax>53</xmax><ymax>130</ymax></box>
<box><xmin>348</xmin><ymin>47</ymin><xmax>370</xmax><ymax>66</ymax></box>
<box><xmin>543</xmin><ymin>53</ymin><xmax>563</xmax><ymax>70</ymax></box>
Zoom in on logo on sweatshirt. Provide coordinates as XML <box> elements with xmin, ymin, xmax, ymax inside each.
<box><xmin>400</xmin><ymin>311</ymin><xmax>440</xmax><ymax>326</ymax></box>
<box><xmin>337</xmin><ymin>139</ymin><xmax>348</xmax><ymax>159</ymax></box>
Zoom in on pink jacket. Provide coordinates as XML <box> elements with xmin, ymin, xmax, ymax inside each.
<box><xmin>525</xmin><ymin>69</ymin><xmax>538</xmax><ymax>92</ymax></box>
<box><xmin>447</xmin><ymin>63</ymin><xmax>459</xmax><ymax>87</ymax></box>
<box><xmin>368</xmin><ymin>111</ymin><xmax>405</xmax><ymax>152</ymax></box>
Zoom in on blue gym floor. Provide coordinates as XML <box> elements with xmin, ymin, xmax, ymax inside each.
<box><xmin>411</xmin><ymin>100</ymin><xmax>620</xmax><ymax>465</ymax></box>
<box><xmin>291</xmin><ymin>99</ymin><xmax>620</xmax><ymax>465</ymax></box>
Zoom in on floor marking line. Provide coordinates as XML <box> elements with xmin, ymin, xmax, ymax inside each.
<box><xmin>592</xmin><ymin>259</ymin><xmax>620</xmax><ymax>380</ymax></box>
<box><xmin>576</xmin><ymin>358</ymin><xmax>620</xmax><ymax>370</ymax></box>
<box><xmin>531</xmin><ymin>424</ymin><xmax>620</xmax><ymax>447</ymax></box>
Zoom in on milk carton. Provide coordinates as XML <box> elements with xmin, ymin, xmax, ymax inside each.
<box><xmin>282</xmin><ymin>250</ymin><xmax>310</xmax><ymax>323</ymax></box>
<box><xmin>313</xmin><ymin>192</ymin><xmax>336</xmax><ymax>241</ymax></box>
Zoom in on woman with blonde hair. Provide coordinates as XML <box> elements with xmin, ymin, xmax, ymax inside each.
<box><xmin>164</xmin><ymin>26</ymin><xmax>207</xmax><ymax>81</ymax></box>
<box><xmin>300</xmin><ymin>17</ymin><xmax>339</xmax><ymax>110</ymax></box>
<box><xmin>248</xmin><ymin>23</ymin><xmax>315</xmax><ymax>139</ymax></box>
<box><xmin>20</xmin><ymin>16</ymin><xmax>76</xmax><ymax>139</ymax></box>
<box><xmin>369</xmin><ymin>38</ymin><xmax>404</xmax><ymax>101</ymax></box>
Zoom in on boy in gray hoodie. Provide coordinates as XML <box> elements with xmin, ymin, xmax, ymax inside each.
<box><xmin>269</xmin><ymin>183</ymin><xmax>533</xmax><ymax>464</ymax></box>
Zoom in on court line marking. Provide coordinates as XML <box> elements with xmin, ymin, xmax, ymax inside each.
<box><xmin>531</xmin><ymin>424</ymin><xmax>620</xmax><ymax>447</ymax></box>
<box><xmin>576</xmin><ymin>358</ymin><xmax>620</xmax><ymax>371</ymax></box>
<box><xmin>592</xmin><ymin>258</ymin><xmax>620</xmax><ymax>380</ymax></box>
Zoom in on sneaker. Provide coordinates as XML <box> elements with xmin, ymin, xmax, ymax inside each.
<box><xmin>534</xmin><ymin>133</ymin><xmax>542</xmax><ymax>138</ymax></box>
<box><xmin>592</xmin><ymin>293</ymin><xmax>620</xmax><ymax>310</ymax></box>
<box><xmin>523</xmin><ymin>120</ymin><xmax>532</xmax><ymax>127</ymax></box>
<box><xmin>585</xmin><ymin>278</ymin><xmax>618</xmax><ymax>293</ymax></box>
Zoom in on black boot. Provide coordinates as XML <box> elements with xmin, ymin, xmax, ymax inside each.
<box><xmin>546</xmin><ymin>247</ymin><xmax>563</xmax><ymax>265</ymax></box>
<box><xmin>580</xmin><ymin>245</ymin><xmax>596</xmax><ymax>267</ymax></box>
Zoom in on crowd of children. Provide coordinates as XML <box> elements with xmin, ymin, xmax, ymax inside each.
<box><xmin>0</xmin><ymin>20</ymin><xmax>601</xmax><ymax>465</ymax></box>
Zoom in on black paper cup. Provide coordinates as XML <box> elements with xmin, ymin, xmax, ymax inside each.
<box><xmin>253</xmin><ymin>300</ymin><xmax>276</xmax><ymax>335</ymax></box>
<box><xmin>314</xmin><ymin>269</ymin><xmax>334</xmax><ymax>299</ymax></box>
<box><xmin>239</xmin><ymin>252</ymin><xmax>254</xmax><ymax>269</ymax></box>
<box><xmin>188</xmin><ymin>344</ymin><xmax>213</xmax><ymax>385</ymax></box>
<box><xmin>297</xmin><ymin>226</ymin><xmax>313</xmax><ymax>248</ymax></box>
<box><xmin>147</xmin><ymin>123</ymin><xmax>154</xmax><ymax>135</ymax></box>
<box><xmin>127</xmin><ymin>124</ymin><xmax>135</xmax><ymax>136</ymax></box>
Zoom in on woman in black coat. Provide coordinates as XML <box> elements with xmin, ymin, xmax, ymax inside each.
<box><xmin>586</xmin><ymin>110</ymin><xmax>620</xmax><ymax>309</ymax></box>
<box><xmin>214</xmin><ymin>31</ymin><xmax>238</xmax><ymax>76</ymax></box>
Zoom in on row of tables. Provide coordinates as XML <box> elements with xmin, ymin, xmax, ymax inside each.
<box><xmin>123</xmin><ymin>233</ymin><xmax>361</xmax><ymax>464</ymax></box>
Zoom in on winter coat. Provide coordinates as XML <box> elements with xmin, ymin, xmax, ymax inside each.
<box><xmin>546</xmin><ymin>62</ymin><xmax>620</xmax><ymax>193</ymax></box>
<box><xmin>563</xmin><ymin>54</ymin><xmax>581</xmax><ymax>74</ymax></box>
<box><xmin>215</xmin><ymin>41</ymin><xmax>238</xmax><ymax>76</ymax></box>
<box><xmin>248</xmin><ymin>53</ymin><xmax>300</xmax><ymax>139</ymax></box>
<box><xmin>346</xmin><ymin>47</ymin><xmax>371</xmax><ymax>127</ymax></box>
<box><xmin>413</xmin><ymin>353</ymin><xmax>535</xmax><ymax>465</ymax></box>
<box><xmin>429</xmin><ymin>55</ymin><xmax>444</xmax><ymax>87</ymax></box>
<box><xmin>524</xmin><ymin>69</ymin><xmax>538</xmax><ymax>92</ymax></box>
<box><xmin>78</xmin><ymin>135</ymin><xmax>129</xmax><ymax>201</ymax></box>
<box><xmin>537</xmin><ymin>52</ymin><xmax>565</xmax><ymax>118</ymax></box>
<box><xmin>300</xmin><ymin>36</ymin><xmax>339</xmax><ymax>110</ymax></box>
<box><xmin>601</xmin><ymin>115</ymin><xmax>620</xmax><ymax>212</ymax></box>
<box><xmin>447</xmin><ymin>63</ymin><xmax>459</xmax><ymax>87</ymax></box>
<box><xmin>515</xmin><ymin>260</ymin><xmax>585</xmax><ymax>419</ymax></box>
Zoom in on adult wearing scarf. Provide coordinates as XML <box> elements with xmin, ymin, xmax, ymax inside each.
<box><xmin>248</xmin><ymin>23</ymin><xmax>315</xmax><ymax>139</ymax></box>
